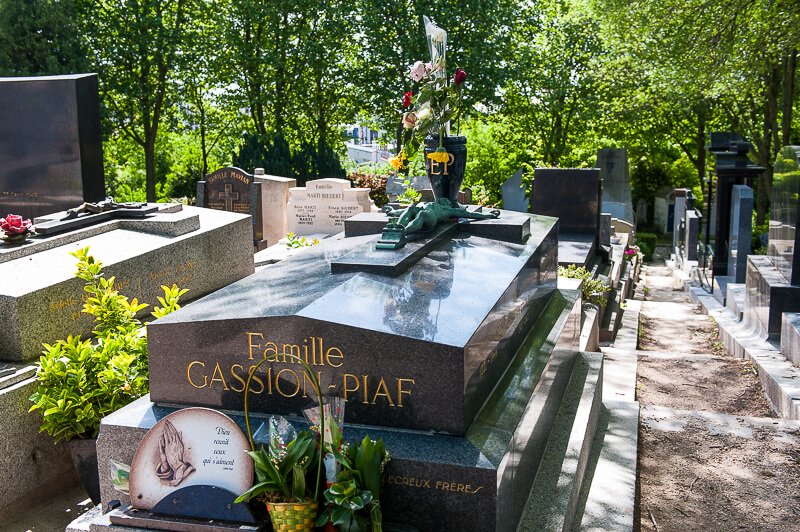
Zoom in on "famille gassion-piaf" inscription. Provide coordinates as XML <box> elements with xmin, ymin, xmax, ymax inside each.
<box><xmin>184</xmin><ymin>332</ymin><xmax>417</xmax><ymax>408</ymax></box>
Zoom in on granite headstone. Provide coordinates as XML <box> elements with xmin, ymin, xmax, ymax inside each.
<box><xmin>253</xmin><ymin>168</ymin><xmax>296</xmax><ymax>247</ymax></box>
<box><xmin>287</xmin><ymin>178</ymin><xmax>373</xmax><ymax>235</ymax></box>
<box><xmin>197</xmin><ymin>167</ymin><xmax>267</xmax><ymax>250</ymax></box>
<box><xmin>728</xmin><ymin>185</ymin><xmax>753</xmax><ymax>283</ymax></box>
<box><xmin>596</xmin><ymin>148</ymin><xmax>634</xmax><ymax>224</ymax></box>
<box><xmin>501</xmin><ymin>169</ymin><xmax>529</xmax><ymax>213</ymax></box>
<box><xmin>0</xmin><ymin>74</ymin><xmax>105</xmax><ymax>220</ymax></box>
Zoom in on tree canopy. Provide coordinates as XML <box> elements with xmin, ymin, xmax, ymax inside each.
<box><xmin>0</xmin><ymin>0</ymin><xmax>797</xmax><ymax>220</ymax></box>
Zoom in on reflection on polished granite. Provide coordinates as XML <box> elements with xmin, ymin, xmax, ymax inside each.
<box><xmin>148</xmin><ymin>216</ymin><xmax>560</xmax><ymax>435</ymax></box>
<box><xmin>769</xmin><ymin>146</ymin><xmax>800</xmax><ymax>285</ymax></box>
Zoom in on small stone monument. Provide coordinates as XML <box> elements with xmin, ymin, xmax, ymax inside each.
<box><xmin>287</xmin><ymin>178</ymin><xmax>373</xmax><ymax>235</ymax></box>
<box><xmin>197</xmin><ymin>167</ymin><xmax>268</xmax><ymax>250</ymax></box>
<box><xmin>109</xmin><ymin>407</ymin><xmax>258</xmax><ymax>529</ymax></box>
<box><xmin>253</xmin><ymin>168</ymin><xmax>295</xmax><ymax>247</ymax></box>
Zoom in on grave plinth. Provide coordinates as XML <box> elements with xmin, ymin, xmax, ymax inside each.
<box><xmin>0</xmin><ymin>204</ymin><xmax>254</xmax><ymax>362</ymax></box>
<box><xmin>92</xmin><ymin>209</ymin><xmax>594</xmax><ymax>531</ymax></box>
<box><xmin>0</xmin><ymin>74</ymin><xmax>105</xmax><ymax>221</ymax></box>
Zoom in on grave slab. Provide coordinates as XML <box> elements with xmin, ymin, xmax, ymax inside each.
<box><xmin>742</xmin><ymin>255</ymin><xmax>800</xmax><ymax>341</ymax></box>
<box><xmin>147</xmin><ymin>216</ymin><xmax>559</xmax><ymax>435</ymax></box>
<box><xmin>781</xmin><ymin>313</ymin><xmax>800</xmax><ymax>368</ymax></box>
<box><xmin>0</xmin><ymin>204</ymin><xmax>254</xmax><ymax>362</ymax></box>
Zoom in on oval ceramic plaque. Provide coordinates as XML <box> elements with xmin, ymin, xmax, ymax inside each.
<box><xmin>128</xmin><ymin>407</ymin><xmax>253</xmax><ymax>509</ymax></box>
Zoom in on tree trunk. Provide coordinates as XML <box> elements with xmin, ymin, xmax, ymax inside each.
<box><xmin>144</xmin><ymin>135</ymin><xmax>157</xmax><ymax>203</ymax></box>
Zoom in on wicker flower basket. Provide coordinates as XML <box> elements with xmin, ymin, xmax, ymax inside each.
<box><xmin>266</xmin><ymin>501</ymin><xmax>318</xmax><ymax>531</ymax></box>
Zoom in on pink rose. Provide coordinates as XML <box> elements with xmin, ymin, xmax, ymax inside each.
<box><xmin>402</xmin><ymin>112</ymin><xmax>418</xmax><ymax>129</ymax></box>
<box><xmin>409</xmin><ymin>61</ymin><xmax>427</xmax><ymax>82</ymax></box>
<box><xmin>0</xmin><ymin>214</ymin><xmax>31</xmax><ymax>235</ymax></box>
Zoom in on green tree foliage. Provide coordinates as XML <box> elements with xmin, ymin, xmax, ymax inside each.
<box><xmin>84</xmin><ymin>0</ymin><xmax>197</xmax><ymax>202</ymax></box>
<box><xmin>0</xmin><ymin>0</ymin><xmax>88</xmax><ymax>75</ymax></box>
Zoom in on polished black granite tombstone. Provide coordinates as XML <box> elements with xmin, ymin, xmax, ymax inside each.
<box><xmin>0</xmin><ymin>74</ymin><xmax>105</xmax><ymax>220</ymax></box>
<box><xmin>709</xmin><ymin>137</ymin><xmax>766</xmax><ymax>275</ymax></box>
<box><xmin>742</xmin><ymin>146</ymin><xmax>800</xmax><ymax>341</ymax></box>
<box><xmin>531</xmin><ymin>168</ymin><xmax>600</xmax><ymax>235</ymax></box>
<box><xmin>530</xmin><ymin>168</ymin><xmax>600</xmax><ymax>266</ymax></box>
<box><xmin>769</xmin><ymin>146</ymin><xmax>800</xmax><ymax>285</ymax></box>
<box><xmin>148</xmin><ymin>214</ymin><xmax>559</xmax><ymax>435</ymax></box>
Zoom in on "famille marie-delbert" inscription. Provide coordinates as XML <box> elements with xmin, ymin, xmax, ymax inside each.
<box><xmin>185</xmin><ymin>332</ymin><xmax>417</xmax><ymax>408</ymax></box>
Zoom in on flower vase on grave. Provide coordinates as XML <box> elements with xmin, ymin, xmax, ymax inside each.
<box><xmin>424</xmin><ymin>135</ymin><xmax>467</xmax><ymax>205</ymax></box>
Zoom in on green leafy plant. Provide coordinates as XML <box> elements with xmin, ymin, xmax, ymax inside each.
<box><xmin>235</xmin><ymin>430</ymin><xmax>319</xmax><ymax>503</ymax></box>
<box><xmin>558</xmin><ymin>264</ymin><xmax>611</xmax><ymax>307</ymax></box>
<box><xmin>318</xmin><ymin>435</ymin><xmax>390</xmax><ymax>532</ymax></box>
<box><xmin>236</xmin><ymin>353</ymin><xmax>325</xmax><ymax>509</ymax></box>
<box><xmin>285</xmin><ymin>232</ymin><xmax>320</xmax><ymax>249</ymax></box>
<box><xmin>395</xmin><ymin>178</ymin><xmax>422</xmax><ymax>205</ymax></box>
<box><xmin>29</xmin><ymin>247</ymin><xmax>187</xmax><ymax>443</ymax></box>
<box><xmin>636</xmin><ymin>232</ymin><xmax>657</xmax><ymax>261</ymax></box>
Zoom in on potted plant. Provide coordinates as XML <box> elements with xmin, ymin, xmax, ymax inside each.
<box><xmin>28</xmin><ymin>247</ymin><xmax>187</xmax><ymax>503</ymax></box>
<box><xmin>235</xmin><ymin>355</ymin><xmax>326</xmax><ymax>531</ymax></box>
<box><xmin>391</xmin><ymin>16</ymin><xmax>469</xmax><ymax>205</ymax></box>
<box><xmin>317</xmin><ymin>436</ymin><xmax>391</xmax><ymax>532</ymax></box>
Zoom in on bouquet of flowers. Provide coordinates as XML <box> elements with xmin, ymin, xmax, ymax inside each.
<box><xmin>389</xmin><ymin>16</ymin><xmax>468</xmax><ymax>173</ymax></box>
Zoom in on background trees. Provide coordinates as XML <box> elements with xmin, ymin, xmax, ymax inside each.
<box><xmin>0</xmin><ymin>0</ymin><xmax>797</xmax><ymax>217</ymax></box>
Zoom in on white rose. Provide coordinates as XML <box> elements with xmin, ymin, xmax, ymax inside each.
<box><xmin>409</xmin><ymin>61</ymin><xmax>427</xmax><ymax>82</ymax></box>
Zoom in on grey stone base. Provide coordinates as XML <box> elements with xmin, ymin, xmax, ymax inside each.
<box><xmin>781</xmin><ymin>313</ymin><xmax>800</xmax><ymax>368</ymax></box>
<box><xmin>93</xmin><ymin>290</ymin><xmax>585</xmax><ymax>532</ymax></box>
<box><xmin>743</xmin><ymin>255</ymin><xmax>800</xmax><ymax>342</ymax></box>
<box><xmin>0</xmin><ymin>368</ymin><xmax>79</xmax><ymax>522</ymax></box>
<box><xmin>0</xmin><ymin>205</ymin><xmax>254</xmax><ymax>362</ymax></box>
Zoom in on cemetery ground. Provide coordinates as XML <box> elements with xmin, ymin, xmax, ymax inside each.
<box><xmin>635</xmin><ymin>247</ymin><xmax>800</xmax><ymax>532</ymax></box>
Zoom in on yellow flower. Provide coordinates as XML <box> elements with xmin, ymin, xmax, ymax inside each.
<box><xmin>388</xmin><ymin>156</ymin><xmax>402</xmax><ymax>171</ymax></box>
<box><xmin>427</xmin><ymin>150</ymin><xmax>450</xmax><ymax>163</ymax></box>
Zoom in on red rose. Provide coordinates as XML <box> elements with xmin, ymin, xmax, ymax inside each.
<box><xmin>0</xmin><ymin>214</ymin><xmax>31</xmax><ymax>235</ymax></box>
<box><xmin>403</xmin><ymin>91</ymin><xmax>412</xmax><ymax>108</ymax></box>
<box><xmin>454</xmin><ymin>68</ymin><xmax>467</xmax><ymax>86</ymax></box>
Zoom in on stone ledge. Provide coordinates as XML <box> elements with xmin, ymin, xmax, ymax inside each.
<box><xmin>693</xmin><ymin>290</ymin><xmax>800</xmax><ymax>420</ymax></box>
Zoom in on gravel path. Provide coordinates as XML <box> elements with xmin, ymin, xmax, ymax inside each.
<box><xmin>636</xmin><ymin>260</ymin><xmax>800</xmax><ymax>532</ymax></box>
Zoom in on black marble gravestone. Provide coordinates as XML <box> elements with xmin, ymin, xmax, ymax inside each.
<box><xmin>0</xmin><ymin>74</ymin><xmax>105</xmax><ymax>220</ymax></box>
<box><xmin>197</xmin><ymin>167</ymin><xmax>266</xmax><ymax>250</ymax></box>
<box><xmin>743</xmin><ymin>146</ymin><xmax>800</xmax><ymax>340</ymax></box>
<box><xmin>708</xmin><ymin>133</ymin><xmax>765</xmax><ymax>275</ymax></box>
<box><xmin>100</xmin><ymin>209</ymin><xmax>586</xmax><ymax>531</ymax></box>
<box><xmin>530</xmin><ymin>168</ymin><xmax>601</xmax><ymax>266</ymax></box>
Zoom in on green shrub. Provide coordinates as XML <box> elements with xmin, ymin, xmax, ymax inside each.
<box><xmin>558</xmin><ymin>264</ymin><xmax>611</xmax><ymax>307</ymax></box>
<box><xmin>29</xmin><ymin>247</ymin><xmax>187</xmax><ymax>443</ymax></box>
<box><xmin>636</xmin><ymin>232</ymin><xmax>657</xmax><ymax>260</ymax></box>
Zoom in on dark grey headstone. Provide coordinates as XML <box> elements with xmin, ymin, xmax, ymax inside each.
<box><xmin>596</xmin><ymin>148</ymin><xmax>633</xmax><ymax>224</ymax></box>
<box><xmin>0</xmin><ymin>74</ymin><xmax>105</xmax><ymax>220</ymax></box>
<box><xmin>531</xmin><ymin>168</ymin><xmax>601</xmax><ymax>237</ymax></box>
<box><xmin>769</xmin><ymin>146</ymin><xmax>800</xmax><ymax>285</ymax></box>
<box><xmin>501</xmin><ymin>169</ymin><xmax>529</xmax><ymax>212</ymax></box>
<box><xmin>728</xmin><ymin>185</ymin><xmax>753</xmax><ymax>283</ymax></box>
<box><xmin>198</xmin><ymin>167</ymin><xmax>265</xmax><ymax>247</ymax></box>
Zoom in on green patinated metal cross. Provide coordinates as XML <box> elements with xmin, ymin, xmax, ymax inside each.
<box><xmin>376</xmin><ymin>198</ymin><xmax>500</xmax><ymax>250</ymax></box>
